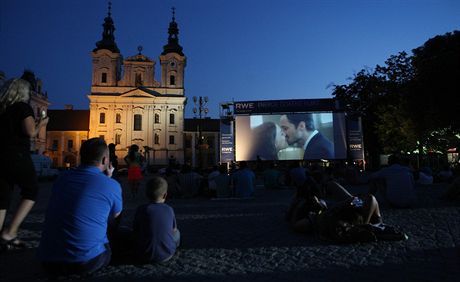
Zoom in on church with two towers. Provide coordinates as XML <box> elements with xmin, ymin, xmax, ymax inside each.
<box><xmin>87</xmin><ymin>5</ymin><xmax>187</xmax><ymax>165</ymax></box>
<box><xmin>1</xmin><ymin>5</ymin><xmax>220</xmax><ymax>169</ymax></box>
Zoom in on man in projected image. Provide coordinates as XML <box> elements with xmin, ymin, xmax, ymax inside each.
<box><xmin>279</xmin><ymin>114</ymin><xmax>333</xmax><ymax>160</ymax></box>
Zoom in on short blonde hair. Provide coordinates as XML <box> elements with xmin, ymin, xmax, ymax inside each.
<box><xmin>0</xmin><ymin>78</ymin><xmax>31</xmax><ymax>114</ymax></box>
<box><xmin>145</xmin><ymin>177</ymin><xmax>168</xmax><ymax>201</ymax></box>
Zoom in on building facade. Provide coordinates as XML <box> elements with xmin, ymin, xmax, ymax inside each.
<box><xmin>46</xmin><ymin>108</ymin><xmax>220</xmax><ymax>168</ymax></box>
<box><xmin>46</xmin><ymin>108</ymin><xmax>89</xmax><ymax>167</ymax></box>
<box><xmin>87</xmin><ymin>7</ymin><xmax>186</xmax><ymax>166</ymax></box>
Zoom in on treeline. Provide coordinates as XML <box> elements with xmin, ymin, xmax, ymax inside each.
<box><xmin>332</xmin><ymin>31</ymin><xmax>460</xmax><ymax>168</ymax></box>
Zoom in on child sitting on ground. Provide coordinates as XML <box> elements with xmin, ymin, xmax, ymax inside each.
<box><xmin>133</xmin><ymin>176</ymin><xmax>180</xmax><ymax>263</ymax></box>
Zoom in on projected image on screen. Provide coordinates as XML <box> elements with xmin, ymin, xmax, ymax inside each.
<box><xmin>235</xmin><ymin>112</ymin><xmax>347</xmax><ymax>161</ymax></box>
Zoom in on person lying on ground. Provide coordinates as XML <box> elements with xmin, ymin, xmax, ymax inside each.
<box><xmin>286</xmin><ymin>174</ymin><xmax>408</xmax><ymax>243</ymax></box>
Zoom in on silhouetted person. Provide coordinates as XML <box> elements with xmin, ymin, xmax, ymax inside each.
<box><xmin>0</xmin><ymin>78</ymin><xmax>49</xmax><ymax>250</ymax></box>
<box><xmin>108</xmin><ymin>143</ymin><xmax>119</xmax><ymax>182</ymax></box>
<box><xmin>369</xmin><ymin>154</ymin><xmax>417</xmax><ymax>208</ymax></box>
<box><xmin>231</xmin><ymin>161</ymin><xmax>255</xmax><ymax>198</ymax></box>
<box><xmin>124</xmin><ymin>144</ymin><xmax>144</xmax><ymax>198</ymax></box>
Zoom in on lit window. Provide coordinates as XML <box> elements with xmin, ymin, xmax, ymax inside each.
<box><xmin>100</xmin><ymin>113</ymin><xmax>106</xmax><ymax>124</ymax></box>
<box><xmin>169</xmin><ymin>113</ymin><xmax>175</xmax><ymax>125</ymax></box>
<box><xmin>134</xmin><ymin>114</ymin><xmax>142</xmax><ymax>131</ymax></box>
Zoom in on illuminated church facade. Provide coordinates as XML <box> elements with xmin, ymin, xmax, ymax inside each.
<box><xmin>87</xmin><ymin>7</ymin><xmax>187</xmax><ymax>165</ymax></box>
<box><xmin>44</xmin><ymin>7</ymin><xmax>220</xmax><ymax>168</ymax></box>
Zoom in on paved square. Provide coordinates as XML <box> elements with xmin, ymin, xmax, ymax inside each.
<box><xmin>1</xmin><ymin>177</ymin><xmax>459</xmax><ymax>281</ymax></box>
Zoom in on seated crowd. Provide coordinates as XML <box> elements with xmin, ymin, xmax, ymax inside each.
<box><xmin>1</xmin><ymin>136</ymin><xmax>459</xmax><ymax>277</ymax></box>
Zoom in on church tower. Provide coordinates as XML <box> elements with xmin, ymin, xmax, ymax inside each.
<box><xmin>160</xmin><ymin>8</ymin><xmax>186</xmax><ymax>89</ymax></box>
<box><xmin>91</xmin><ymin>2</ymin><xmax>122</xmax><ymax>87</ymax></box>
<box><xmin>88</xmin><ymin>4</ymin><xmax>186</xmax><ymax>166</ymax></box>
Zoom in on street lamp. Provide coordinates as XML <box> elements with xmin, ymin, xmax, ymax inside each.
<box><xmin>193</xmin><ymin>96</ymin><xmax>209</xmax><ymax>168</ymax></box>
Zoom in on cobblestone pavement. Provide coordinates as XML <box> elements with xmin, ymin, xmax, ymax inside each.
<box><xmin>1</xmin><ymin>176</ymin><xmax>459</xmax><ymax>281</ymax></box>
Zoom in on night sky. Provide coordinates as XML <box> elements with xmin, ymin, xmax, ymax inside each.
<box><xmin>1</xmin><ymin>0</ymin><xmax>459</xmax><ymax>118</ymax></box>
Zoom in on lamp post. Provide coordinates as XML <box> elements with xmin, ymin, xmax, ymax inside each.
<box><xmin>193</xmin><ymin>96</ymin><xmax>209</xmax><ymax>168</ymax></box>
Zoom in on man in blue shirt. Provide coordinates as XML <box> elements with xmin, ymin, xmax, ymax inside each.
<box><xmin>38</xmin><ymin>138</ymin><xmax>122</xmax><ymax>276</ymax></box>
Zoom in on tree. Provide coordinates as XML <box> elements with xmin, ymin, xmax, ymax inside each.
<box><xmin>409</xmin><ymin>31</ymin><xmax>460</xmax><ymax>153</ymax></box>
<box><xmin>332</xmin><ymin>52</ymin><xmax>420</xmax><ymax>168</ymax></box>
<box><xmin>332</xmin><ymin>68</ymin><xmax>387</xmax><ymax>168</ymax></box>
<box><xmin>333</xmin><ymin>31</ymin><xmax>460</xmax><ymax>166</ymax></box>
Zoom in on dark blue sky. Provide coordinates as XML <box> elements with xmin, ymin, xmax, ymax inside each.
<box><xmin>1</xmin><ymin>0</ymin><xmax>459</xmax><ymax>118</ymax></box>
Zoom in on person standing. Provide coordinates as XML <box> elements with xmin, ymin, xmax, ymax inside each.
<box><xmin>0</xmin><ymin>78</ymin><xmax>49</xmax><ymax>249</ymax></box>
<box><xmin>124</xmin><ymin>144</ymin><xmax>144</xmax><ymax>198</ymax></box>
<box><xmin>38</xmin><ymin>138</ymin><xmax>122</xmax><ymax>276</ymax></box>
<box><xmin>108</xmin><ymin>143</ymin><xmax>119</xmax><ymax>182</ymax></box>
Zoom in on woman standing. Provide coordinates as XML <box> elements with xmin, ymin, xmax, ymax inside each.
<box><xmin>0</xmin><ymin>78</ymin><xmax>49</xmax><ymax>250</ymax></box>
<box><xmin>124</xmin><ymin>144</ymin><xmax>144</xmax><ymax>198</ymax></box>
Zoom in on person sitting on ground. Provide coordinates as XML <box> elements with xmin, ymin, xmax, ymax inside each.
<box><xmin>417</xmin><ymin>166</ymin><xmax>434</xmax><ymax>185</ymax></box>
<box><xmin>289</xmin><ymin>161</ymin><xmax>307</xmax><ymax>189</ymax></box>
<box><xmin>38</xmin><ymin>138</ymin><xmax>122</xmax><ymax>276</ymax></box>
<box><xmin>286</xmin><ymin>174</ymin><xmax>407</xmax><ymax>243</ymax></box>
<box><xmin>263</xmin><ymin>162</ymin><xmax>283</xmax><ymax>190</ymax></box>
<box><xmin>132</xmin><ymin>176</ymin><xmax>180</xmax><ymax>264</ymax></box>
<box><xmin>368</xmin><ymin>154</ymin><xmax>417</xmax><ymax>208</ymax></box>
<box><xmin>231</xmin><ymin>161</ymin><xmax>256</xmax><ymax>198</ymax></box>
<box><xmin>165</xmin><ymin>167</ymin><xmax>182</xmax><ymax>199</ymax></box>
<box><xmin>207</xmin><ymin>165</ymin><xmax>220</xmax><ymax>197</ymax></box>
<box><xmin>178</xmin><ymin>164</ymin><xmax>203</xmax><ymax>198</ymax></box>
<box><xmin>213</xmin><ymin>165</ymin><xmax>232</xmax><ymax>198</ymax></box>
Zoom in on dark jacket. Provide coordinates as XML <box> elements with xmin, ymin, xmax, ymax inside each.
<box><xmin>303</xmin><ymin>132</ymin><xmax>334</xmax><ymax>160</ymax></box>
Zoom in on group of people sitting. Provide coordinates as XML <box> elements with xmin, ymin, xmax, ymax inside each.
<box><xmin>286</xmin><ymin>166</ymin><xmax>409</xmax><ymax>243</ymax></box>
<box><xmin>162</xmin><ymin>161</ymin><xmax>256</xmax><ymax>199</ymax></box>
<box><xmin>284</xmin><ymin>154</ymin><xmax>460</xmax><ymax>242</ymax></box>
<box><xmin>3</xmin><ymin>138</ymin><xmax>181</xmax><ymax>277</ymax></box>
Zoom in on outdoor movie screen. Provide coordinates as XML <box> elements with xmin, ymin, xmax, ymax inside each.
<box><xmin>235</xmin><ymin>112</ymin><xmax>347</xmax><ymax>161</ymax></box>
